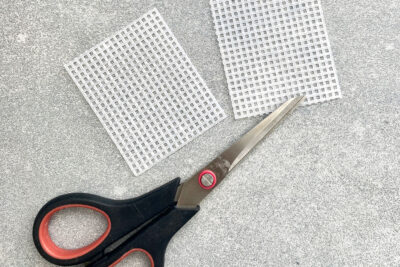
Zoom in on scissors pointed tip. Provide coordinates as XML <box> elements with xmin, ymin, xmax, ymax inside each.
<box><xmin>289</xmin><ymin>95</ymin><xmax>306</xmax><ymax>106</ymax></box>
<box><xmin>297</xmin><ymin>95</ymin><xmax>306</xmax><ymax>101</ymax></box>
<box><xmin>297</xmin><ymin>95</ymin><xmax>306</xmax><ymax>103</ymax></box>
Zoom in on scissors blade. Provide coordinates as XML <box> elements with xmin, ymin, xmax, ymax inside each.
<box><xmin>221</xmin><ymin>96</ymin><xmax>305</xmax><ymax>171</ymax></box>
<box><xmin>176</xmin><ymin>96</ymin><xmax>305</xmax><ymax>207</ymax></box>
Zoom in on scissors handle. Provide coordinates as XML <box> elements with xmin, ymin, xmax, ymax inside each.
<box><xmin>32</xmin><ymin>178</ymin><xmax>198</xmax><ymax>266</ymax></box>
<box><xmin>89</xmin><ymin>206</ymin><xmax>199</xmax><ymax>267</ymax></box>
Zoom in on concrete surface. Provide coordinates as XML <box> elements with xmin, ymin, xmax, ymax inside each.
<box><xmin>1</xmin><ymin>0</ymin><xmax>399</xmax><ymax>266</ymax></box>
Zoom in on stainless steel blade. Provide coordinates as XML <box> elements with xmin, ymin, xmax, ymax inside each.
<box><xmin>221</xmin><ymin>96</ymin><xmax>305</xmax><ymax>171</ymax></box>
<box><xmin>176</xmin><ymin>96</ymin><xmax>305</xmax><ymax>207</ymax></box>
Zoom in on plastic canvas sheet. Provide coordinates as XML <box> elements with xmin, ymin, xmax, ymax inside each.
<box><xmin>210</xmin><ymin>0</ymin><xmax>341</xmax><ymax>119</ymax></box>
<box><xmin>65</xmin><ymin>8</ymin><xmax>226</xmax><ymax>176</ymax></box>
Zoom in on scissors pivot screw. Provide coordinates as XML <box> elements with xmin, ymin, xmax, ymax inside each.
<box><xmin>201</xmin><ymin>174</ymin><xmax>214</xmax><ymax>186</ymax></box>
<box><xmin>198</xmin><ymin>170</ymin><xmax>217</xmax><ymax>190</ymax></box>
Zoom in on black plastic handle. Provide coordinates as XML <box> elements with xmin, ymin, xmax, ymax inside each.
<box><xmin>89</xmin><ymin>206</ymin><xmax>199</xmax><ymax>267</ymax></box>
<box><xmin>32</xmin><ymin>178</ymin><xmax>184</xmax><ymax>266</ymax></box>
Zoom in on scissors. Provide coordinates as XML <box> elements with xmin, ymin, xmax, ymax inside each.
<box><xmin>32</xmin><ymin>96</ymin><xmax>304</xmax><ymax>267</ymax></box>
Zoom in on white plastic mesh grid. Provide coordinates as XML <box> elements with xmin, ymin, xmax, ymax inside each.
<box><xmin>210</xmin><ymin>0</ymin><xmax>341</xmax><ymax>119</ymax></box>
<box><xmin>65</xmin><ymin>8</ymin><xmax>226</xmax><ymax>176</ymax></box>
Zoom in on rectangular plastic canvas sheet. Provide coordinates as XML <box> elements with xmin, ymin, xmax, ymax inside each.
<box><xmin>65</xmin><ymin>8</ymin><xmax>226</xmax><ymax>176</ymax></box>
<box><xmin>210</xmin><ymin>0</ymin><xmax>342</xmax><ymax>119</ymax></box>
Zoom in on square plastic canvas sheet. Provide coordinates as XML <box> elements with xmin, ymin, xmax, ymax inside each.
<box><xmin>65</xmin><ymin>8</ymin><xmax>226</xmax><ymax>176</ymax></box>
<box><xmin>210</xmin><ymin>0</ymin><xmax>342</xmax><ymax>119</ymax></box>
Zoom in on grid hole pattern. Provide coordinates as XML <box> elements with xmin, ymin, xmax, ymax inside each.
<box><xmin>210</xmin><ymin>0</ymin><xmax>341</xmax><ymax>119</ymax></box>
<box><xmin>65</xmin><ymin>8</ymin><xmax>226</xmax><ymax>176</ymax></box>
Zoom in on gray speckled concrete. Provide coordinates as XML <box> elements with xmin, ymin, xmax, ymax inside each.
<box><xmin>1</xmin><ymin>0</ymin><xmax>399</xmax><ymax>266</ymax></box>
